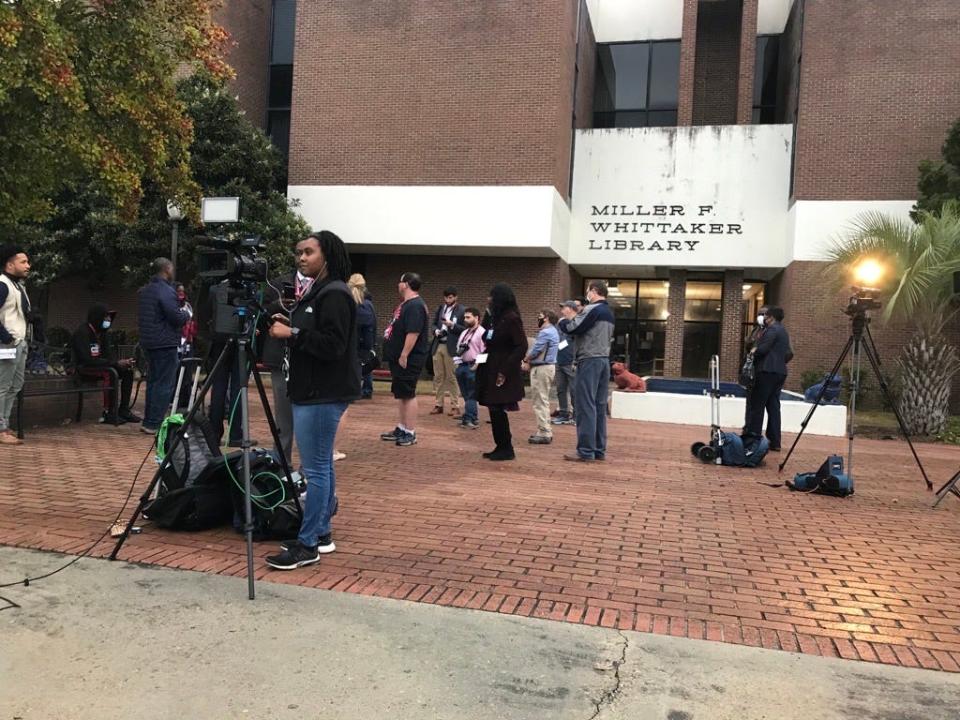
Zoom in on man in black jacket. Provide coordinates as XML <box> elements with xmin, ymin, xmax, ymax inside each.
<box><xmin>430</xmin><ymin>286</ymin><xmax>465</xmax><ymax>416</ymax></box>
<box><xmin>744</xmin><ymin>306</ymin><xmax>792</xmax><ymax>450</ymax></box>
<box><xmin>72</xmin><ymin>303</ymin><xmax>140</xmax><ymax>424</ymax></box>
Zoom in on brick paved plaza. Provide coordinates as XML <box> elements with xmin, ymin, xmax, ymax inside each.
<box><xmin>3</xmin><ymin>389</ymin><xmax>960</xmax><ymax>672</ymax></box>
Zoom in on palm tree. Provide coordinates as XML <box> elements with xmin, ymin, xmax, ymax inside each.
<box><xmin>829</xmin><ymin>201</ymin><xmax>960</xmax><ymax>436</ymax></box>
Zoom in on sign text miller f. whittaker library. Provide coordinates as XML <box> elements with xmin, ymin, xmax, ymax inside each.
<box><xmin>587</xmin><ymin>203</ymin><xmax>744</xmax><ymax>253</ymax></box>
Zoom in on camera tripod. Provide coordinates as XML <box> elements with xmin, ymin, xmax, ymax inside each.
<box><xmin>778</xmin><ymin>307</ymin><xmax>932</xmax><ymax>492</ymax></box>
<box><xmin>109</xmin><ymin>325</ymin><xmax>301</xmax><ymax>600</ymax></box>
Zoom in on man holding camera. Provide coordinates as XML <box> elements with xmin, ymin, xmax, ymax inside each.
<box><xmin>0</xmin><ymin>245</ymin><xmax>31</xmax><ymax>444</ymax></box>
<box><xmin>745</xmin><ymin>306</ymin><xmax>792</xmax><ymax>451</ymax></box>
<box><xmin>430</xmin><ymin>286</ymin><xmax>464</xmax><ymax>417</ymax></box>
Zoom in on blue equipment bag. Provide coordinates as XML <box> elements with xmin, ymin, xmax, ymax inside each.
<box><xmin>789</xmin><ymin>455</ymin><xmax>854</xmax><ymax>497</ymax></box>
<box><xmin>719</xmin><ymin>432</ymin><xmax>769</xmax><ymax>468</ymax></box>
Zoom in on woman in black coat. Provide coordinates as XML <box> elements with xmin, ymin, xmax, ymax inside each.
<box><xmin>475</xmin><ymin>283</ymin><xmax>528</xmax><ymax>461</ymax></box>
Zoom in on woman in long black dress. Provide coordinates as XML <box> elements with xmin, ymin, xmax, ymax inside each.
<box><xmin>475</xmin><ymin>283</ymin><xmax>527</xmax><ymax>461</ymax></box>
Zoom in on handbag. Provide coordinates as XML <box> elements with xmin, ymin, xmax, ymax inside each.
<box><xmin>739</xmin><ymin>353</ymin><xmax>756</xmax><ymax>389</ymax></box>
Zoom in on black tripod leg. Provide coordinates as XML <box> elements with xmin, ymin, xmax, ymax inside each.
<box><xmin>861</xmin><ymin>339</ymin><xmax>933</xmax><ymax>491</ymax></box>
<box><xmin>934</xmin><ymin>471</ymin><xmax>960</xmax><ymax>507</ymax></box>
<box><xmin>109</xmin><ymin>343</ymin><xmax>232</xmax><ymax>561</ymax></box>
<box><xmin>779</xmin><ymin>336</ymin><xmax>853</xmax><ymax>473</ymax></box>
<box><xmin>251</xmin><ymin>367</ymin><xmax>302</xmax><ymax>515</ymax></box>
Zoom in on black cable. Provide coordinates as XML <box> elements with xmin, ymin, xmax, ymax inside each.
<box><xmin>0</xmin><ymin>594</ymin><xmax>21</xmax><ymax>611</ymax></box>
<box><xmin>0</xmin><ymin>438</ymin><xmax>156</xmax><ymax>591</ymax></box>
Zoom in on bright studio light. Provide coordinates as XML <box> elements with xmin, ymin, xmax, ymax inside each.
<box><xmin>852</xmin><ymin>258</ymin><xmax>886</xmax><ymax>289</ymax></box>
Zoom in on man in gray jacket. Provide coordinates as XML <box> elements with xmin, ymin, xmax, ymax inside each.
<box><xmin>558</xmin><ymin>280</ymin><xmax>615</xmax><ymax>462</ymax></box>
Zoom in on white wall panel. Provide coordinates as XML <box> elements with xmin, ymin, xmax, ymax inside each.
<box><xmin>585</xmin><ymin>0</ymin><xmax>683</xmax><ymax>42</ymax></box>
<box><xmin>757</xmin><ymin>0</ymin><xmax>796</xmax><ymax>34</ymax></box>
<box><xmin>790</xmin><ymin>200</ymin><xmax>915</xmax><ymax>261</ymax></box>
<box><xmin>569</xmin><ymin>125</ymin><xmax>793</xmax><ymax>268</ymax></box>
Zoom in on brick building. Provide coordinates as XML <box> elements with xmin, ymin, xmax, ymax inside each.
<box><xmin>49</xmin><ymin>0</ymin><xmax>960</xmax><ymax>390</ymax></box>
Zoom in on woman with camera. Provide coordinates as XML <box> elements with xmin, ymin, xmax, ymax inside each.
<box><xmin>265</xmin><ymin>231</ymin><xmax>359</xmax><ymax>570</ymax></box>
<box><xmin>475</xmin><ymin>283</ymin><xmax>527</xmax><ymax>461</ymax></box>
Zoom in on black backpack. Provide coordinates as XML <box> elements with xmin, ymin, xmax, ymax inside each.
<box><xmin>157</xmin><ymin>411</ymin><xmax>222</xmax><ymax>494</ymax></box>
<box><xmin>143</xmin><ymin>453</ymin><xmax>235</xmax><ymax>531</ymax></box>
<box><xmin>228</xmin><ymin>452</ymin><xmax>304</xmax><ymax>541</ymax></box>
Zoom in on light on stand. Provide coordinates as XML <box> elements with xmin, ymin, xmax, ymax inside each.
<box><xmin>851</xmin><ymin>257</ymin><xmax>886</xmax><ymax>290</ymax></box>
<box><xmin>166</xmin><ymin>201</ymin><xmax>184</xmax><ymax>279</ymax></box>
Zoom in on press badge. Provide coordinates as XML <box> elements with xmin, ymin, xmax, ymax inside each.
<box><xmin>475</xmin><ymin>353</ymin><xmax>488</xmax><ymax>365</ymax></box>
<box><xmin>90</xmin><ymin>343</ymin><xmax>100</xmax><ymax>358</ymax></box>
<box><xmin>558</xmin><ymin>340</ymin><xmax>568</xmax><ymax>350</ymax></box>
<box><xmin>485</xmin><ymin>328</ymin><xmax>494</xmax><ymax>340</ymax></box>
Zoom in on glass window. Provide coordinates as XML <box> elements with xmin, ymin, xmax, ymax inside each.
<box><xmin>606</xmin><ymin>280</ymin><xmax>638</xmax><ymax>320</ymax></box>
<box><xmin>268</xmin><ymin>64</ymin><xmax>293</xmax><ymax>109</ymax></box>
<box><xmin>593</xmin><ymin>41</ymin><xmax>680</xmax><ymax>128</ymax></box>
<box><xmin>752</xmin><ymin>35</ymin><xmax>780</xmax><ymax>124</ymax></box>
<box><xmin>649</xmin><ymin>41</ymin><xmax>681</xmax><ymax>109</ymax></box>
<box><xmin>683</xmin><ymin>281</ymin><xmax>722</xmax><ymax>322</ymax></box>
<box><xmin>267</xmin><ymin>110</ymin><xmax>291</xmax><ymax>157</ymax></box>
<box><xmin>271</xmin><ymin>0</ymin><xmax>297</xmax><ymax>65</ymax></box>
<box><xmin>637</xmin><ymin>281</ymin><xmax>669</xmax><ymax>321</ymax></box>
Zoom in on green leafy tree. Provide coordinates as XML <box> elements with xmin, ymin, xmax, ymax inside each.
<box><xmin>829</xmin><ymin>202</ymin><xmax>960</xmax><ymax>436</ymax></box>
<box><xmin>912</xmin><ymin>118</ymin><xmax>960</xmax><ymax>221</ymax></box>
<box><xmin>25</xmin><ymin>75</ymin><xmax>310</xmax><ymax>288</ymax></box>
<box><xmin>0</xmin><ymin>0</ymin><xmax>230</xmax><ymax>229</ymax></box>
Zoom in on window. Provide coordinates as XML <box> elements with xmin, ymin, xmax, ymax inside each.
<box><xmin>682</xmin><ymin>281</ymin><xmax>722</xmax><ymax>377</ymax></box>
<box><xmin>752</xmin><ymin>35</ymin><xmax>780</xmax><ymax>124</ymax></box>
<box><xmin>594</xmin><ymin>41</ymin><xmax>680</xmax><ymax>128</ymax></box>
<box><xmin>268</xmin><ymin>1</ymin><xmax>296</xmax><ymax>156</ymax></box>
<box><xmin>741</xmin><ymin>282</ymin><xmax>766</xmax><ymax>356</ymax></box>
<box><xmin>584</xmin><ymin>279</ymin><xmax>667</xmax><ymax>375</ymax></box>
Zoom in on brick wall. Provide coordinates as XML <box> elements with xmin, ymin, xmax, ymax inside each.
<box><xmin>735</xmin><ymin>0</ymin><xmax>758</xmax><ymax>124</ymax></box>
<box><xmin>692</xmin><ymin>0</ymin><xmax>742</xmax><ymax>126</ymax></box>
<box><xmin>357</xmin><ymin>254</ymin><xmax>578</xmax><ymax>345</ymax></box>
<box><xmin>719</xmin><ymin>268</ymin><xmax>744</xmax><ymax>381</ymax></box>
<box><xmin>288</xmin><ymin>0</ymin><xmax>580</xmax><ymax>196</ymax></box>
<box><xmin>677</xmin><ymin>0</ymin><xmax>699</xmax><ymax>126</ymax></box>
<box><xmin>664</xmin><ymin>269</ymin><xmax>687</xmax><ymax>376</ymax></box>
<box><xmin>793</xmin><ymin>0</ymin><xmax>960</xmax><ymax>200</ymax></box>
<box><xmin>215</xmin><ymin>0</ymin><xmax>271</xmax><ymax>129</ymax></box>
<box><xmin>574</xmin><ymin>0</ymin><xmax>597</xmax><ymax>130</ymax></box>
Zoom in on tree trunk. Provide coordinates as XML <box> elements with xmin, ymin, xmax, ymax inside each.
<box><xmin>896</xmin><ymin>331</ymin><xmax>960</xmax><ymax>436</ymax></box>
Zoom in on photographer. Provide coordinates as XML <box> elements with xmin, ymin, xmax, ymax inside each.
<box><xmin>745</xmin><ymin>306</ymin><xmax>792</xmax><ymax>451</ymax></box>
<box><xmin>265</xmin><ymin>231</ymin><xmax>359</xmax><ymax>571</ymax></box>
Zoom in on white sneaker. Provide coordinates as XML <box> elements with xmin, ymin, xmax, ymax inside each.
<box><xmin>333</xmin><ymin>450</ymin><xmax>346</xmax><ymax>461</ymax></box>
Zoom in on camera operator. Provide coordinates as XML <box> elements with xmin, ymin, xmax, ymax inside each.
<box><xmin>265</xmin><ymin>231</ymin><xmax>359</xmax><ymax>571</ymax></box>
<box><xmin>744</xmin><ymin>306</ymin><xmax>792</xmax><ymax>451</ymax></box>
<box><xmin>137</xmin><ymin>258</ymin><xmax>190</xmax><ymax>434</ymax></box>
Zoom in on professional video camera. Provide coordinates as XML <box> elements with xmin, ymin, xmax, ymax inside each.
<box><xmin>196</xmin><ymin>236</ymin><xmax>269</xmax><ymax>337</ymax></box>
<box><xmin>844</xmin><ymin>287</ymin><xmax>882</xmax><ymax>319</ymax></box>
<box><xmin>197</xmin><ymin>235</ymin><xmax>268</xmax><ymax>283</ymax></box>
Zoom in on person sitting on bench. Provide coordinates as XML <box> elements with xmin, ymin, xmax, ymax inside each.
<box><xmin>71</xmin><ymin>303</ymin><xmax>140</xmax><ymax>424</ymax></box>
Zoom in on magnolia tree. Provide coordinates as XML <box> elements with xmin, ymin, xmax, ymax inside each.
<box><xmin>0</xmin><ymin>0</ymin><xmax>231</xmax><ymax>229</ymax></box>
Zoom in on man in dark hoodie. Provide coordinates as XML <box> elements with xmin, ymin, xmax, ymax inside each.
<box><xmin>72</xmin><ymin>303</ymin><xmax>140</xmax><ymax>425</ymax></box>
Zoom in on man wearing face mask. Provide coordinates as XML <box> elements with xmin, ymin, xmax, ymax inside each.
<box><xmin>742</xmin><ymin>304</ymin><xmax>769</xmax><ymax>435</ymax></box>
<box><xmin>522</xmin><ymin>309</ymin><xmax>560</xmax><ymax>444</ymax></box>
<box><xmin>744</xmin><ymin>305</ymin><xmax>792</xmax><ymax>451</ymax></box>
<box><xmin>72</xmin><ymin>303</ymin><xmax>140</xmax><ymax>425</ymax></box>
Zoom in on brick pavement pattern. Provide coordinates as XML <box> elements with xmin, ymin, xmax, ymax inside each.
<box><xmin>3</xmin><ymin>392</ymin><xmax>960</xmax><ymax>672</ymax></box>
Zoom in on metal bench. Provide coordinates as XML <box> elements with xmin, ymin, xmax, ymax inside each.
<box><xmin>13</xmin><ymin>342</ymin><xmax>121</xmax><ymax>439</ymax></box>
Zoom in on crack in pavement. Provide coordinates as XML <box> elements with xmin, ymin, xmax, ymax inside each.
<box><xmin>588</xmin><ymin>630</ymin><xmax>629</xmax><ymax>720</ymax></box>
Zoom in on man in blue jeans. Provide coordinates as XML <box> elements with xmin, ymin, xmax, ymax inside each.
<box><xmin>453</xmin><ymin>307</ymin><xmax>485</xmax><ymax>429</ymax></box>
<box><xmin>558</xmin><ymin>281</ymin><xmax>614</xmax><ymax>461</ymax></box>
<box><xmin>137</xmin><ymin>258</ymin><xmax>189</xmax><ymax>433</ymax></box>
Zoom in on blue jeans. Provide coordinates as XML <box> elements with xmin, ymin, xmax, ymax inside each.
<box><xmin>361</xmin><ymin>372</ymin><xmax>373</xmax><ymax>397</ymax></box>
<box><xmin>573</xmin><ymin>357</ymin><xmax>609</xmax><ymax>459</ymax></box>
<box><xmin>144</xmin><ymin>347</ymin><xmax>178</xmax><ymax>430</ymax></box>
<box><xmin>294</xmin><ymin>401</ymin><xmax>347</xmax><ymax>546</ymax></box>
<box><xmin>455</xmin><ymin>364</ymin><xmax>477</xmax><ymax>423</ymax></box>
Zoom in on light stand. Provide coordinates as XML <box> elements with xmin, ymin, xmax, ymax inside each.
<box><xmin>778</xmin><ymin>298</ymin><xmax>932</xmax><ymax>492</ymax></box>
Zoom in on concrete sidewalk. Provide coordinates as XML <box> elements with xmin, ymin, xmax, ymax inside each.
<box><xmin>2</xmin><ymin>548</ymin><xmax>958</xmax><ymax>720</ymax></box>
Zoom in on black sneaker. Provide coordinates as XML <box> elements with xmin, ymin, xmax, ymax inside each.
<box><xmin>380</xmin><ymin>426</ymin><xmax>403</xmax><ymax>441</ymax></box>
<box><xmin>281</xmin><ymin>533</ymin><xmax>335</xmax><ymax>553</ymax></box>
<box><xmin>487</xmin><ymin>448</ymin><xmax>516</xmax><ymax>461</ymax></box>
<box><xmin>396</xmin><ymin>430</ymin><xmax>417</xmax><ymax>446</ymax></box>
<box><xmin>119</xmin><ymin>409</ymin><xmax>142</xmax><ymax>423</ymax></box>
<box><xmin>265</xmin><ymin>541</ymin><xmax>320</xmax><ymax>570</ymax></box>
<box><xmin>100</xmin><ymin>412</ymin><xmax>127</xmax><ymax>425</ymax></box>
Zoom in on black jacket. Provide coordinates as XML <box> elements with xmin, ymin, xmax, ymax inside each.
<box><xmin>476</xmin><ymin>310</ymin><xmax>527</xmax><ymax>407</ymax></box>
<box><xmin>433</xmin><ymin>302</ymin><xmax>466</xmax><ymax>355</ymax></box>
<box><xmin>357</xmin><ymin>295</ymin><xmax>376</xmax><ymax>356</ymax></box>
<box><xmin>137</xmin><ymin>276</ymin><xmax>187</xmax><ymax>350</ymax></box>
<box><xmin>260</xmin><ymin>271</ymin><xmax>295</xmax><ymax>369</ymax></box>
<box><xmin>71</xmin><ymin>304</ymin><xmax>117</xmax><ymax>369</ymax></box>
<box><xmin>754</xmin><ymin>322</ymin><xmax>792</xmax><ymax>376</ymax></box>
<box><xmin>285</xmin><ymin>277</ymin><xmax>360</xmax><ymax>404</ymax></box>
